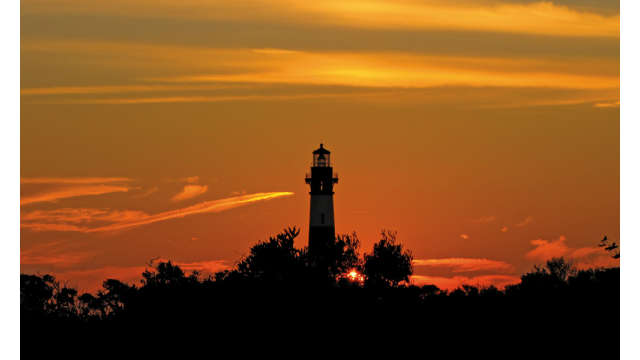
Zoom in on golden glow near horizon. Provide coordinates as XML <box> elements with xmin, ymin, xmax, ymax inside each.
<box><xmin>21</xmin><ymin>0</ymin><xmax>619</xmax><ymax>292</ymax></box>
<box><xmin>347</xmin><ymin>269</ymin><xmax>365</xmax><ymax>283</ymax></box>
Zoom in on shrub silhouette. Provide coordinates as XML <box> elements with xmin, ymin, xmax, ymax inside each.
<box><xmin>363</xmin><ymin>230</ymin><xmax>413</xmax><ymax>287</ymax></box>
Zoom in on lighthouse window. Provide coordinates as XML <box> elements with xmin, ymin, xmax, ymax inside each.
<box><xmin>321</xmin><ymin>213</ymin><xmax>325</xmax><ymax>224</ymax></box>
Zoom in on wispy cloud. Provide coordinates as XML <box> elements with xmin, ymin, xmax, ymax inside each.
<box><xmin>24</xmin><ymin>41</ymin><xmax>619</xmax><ymax>90</ymax></box>
<box><xmin>21</xmin><ymin>239</ymin><xmax>91</xmax><ymax>268</ymax></box>
<box><xmin>154</xmin><ymin>52</ymin><xmax>618</xmax><ymax>90</ymax></box>
<box><xmin>21</xmin><ymin>40</ymin><xmax>618</xmax><ymax>108</ymax></box>
<box><xmin>21</xmin><ymin>177</ymin><xmax>132</xmax><ymax>184</ymax></box>
<box><xmin>594</xmin><ymin>100</ymin><xmax>620</xmax><ymax>108</ymax></box>
<box><xmin>526</xmin><ymin>235</ymin><xmax>569</xmax><ymax>260</ymax></box>
<box><xmin>525</xmin><ymin>235</ymin><xmax>618</xmax><ymax>268</ymax></box>
<box><xmin>21</xmin><ymin>208</ymin><xmax>147</xmax><ymax>224</ymax></box>
<box><xmin>20</xmin><ymin>84</ymin><xmax>229</xmax><ymax>96</ymax></box>
<box><xmin>87</xmin><ymin>192</ymin><xmax>293</xmax><ymax>232</ymax></box>
<box><xmin>132</xmin><ymin>186</ymin><xmax>159</xmax><ymax>199</ymax></box>
<box><xmin>21</xmin><ymin>192</ymin><xmax>294</xmax><ymax>233</ymax></box>
<box><xmin>21</xmin><ymin>251</ymin><xmax>91</xmax><ymax>267</ymax></box>
<box><xmin>21</xmin><ymin>185</ymin><xmax>131</xmax><ymax>206</ymax></box>
<box><xmin>500</xmin><ymin>226</ymin><xmax>509</xmax><ymax>233</ymax></box>
<box><xmin>149</xmin><ymin>258</ymin><xmax>231</xmax><ymax>274</ymax></box>
<box><xmin>171</xmin><ymin>184</ymin><xmax>208</xmax><ymax>202</ymax></box>
<box><xmin>21</xmin><ymin>177</ymin><xmax>134</xmax><ymax>206</ymax></box>
<box><xmin>413</xmin><ymin>258</ymin><xmax>513</xmax><ymax>273</ymax></box>
<box><xmin>181</xmin><ymin>176</ymin><xmax>200</xmax><ymax>184</ymax></box>
<box><xmin>23</xmin><ymin>0</ymin><xmax>619</xmax><ymax>37</ymax></box>
<box><xmin>28</xmin><ymin>92</ymin><xmax>383</xmax><ymax>105</ymax></box>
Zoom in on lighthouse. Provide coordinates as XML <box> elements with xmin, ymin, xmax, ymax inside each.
<box><xmin>305</xmin><ymin>144</ymin><xmax>338</xmax><ymax>256</ymax></box>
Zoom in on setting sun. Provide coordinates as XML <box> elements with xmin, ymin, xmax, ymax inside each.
<box><xmin>347</xmin><ymin>269</ymin><xmax>364</xmax><ymax>283</ymax></box>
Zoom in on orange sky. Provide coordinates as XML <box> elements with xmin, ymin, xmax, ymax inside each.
<box><xmin>21</xmin><ymin>0</ymin><xmax>619</xmax><ymax>292</ymax></box>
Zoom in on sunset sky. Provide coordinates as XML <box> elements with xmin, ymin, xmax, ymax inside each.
<box><xmin>21</xmin><ymin>0</ymin><xmax>619</xmax><ymax>292</ymax></box>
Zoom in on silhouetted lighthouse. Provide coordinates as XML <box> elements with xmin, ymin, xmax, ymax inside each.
<box><xmin>305</xmin><ymin>144</ymin><xmax>338</xmax><ymax>255</ymax></box>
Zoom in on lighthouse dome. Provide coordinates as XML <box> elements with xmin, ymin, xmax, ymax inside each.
<box><xmin>312</xmin><ymin>144</ymin><xmax>331</xmax><ymax>167</ymax></box>
<box><xmin>313</xmin><ymin>143</ymin><xmax>331</xmax><ymax>155</ymax></box>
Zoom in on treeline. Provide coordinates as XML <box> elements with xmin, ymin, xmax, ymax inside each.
<box><xmin>21</xmin><ymin>228</ymin><xmax>619</xmax><ymax>319</ymax></box>
<box><xmin>21</xmin><ymin>228</ymin><xmax>620</xmax><ymax>356</ymax></box>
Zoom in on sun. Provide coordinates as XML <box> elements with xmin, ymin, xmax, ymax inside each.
<box><xmin>346</xmin><ymin>269</ymin><xmax>364</xmax><ymax>282</ymax></box>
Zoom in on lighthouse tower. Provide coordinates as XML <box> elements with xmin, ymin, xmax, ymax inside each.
<box><xmin>305</xmin><ymin>144</ymin><xmax>338</xmax><ymax>256</ymax></box>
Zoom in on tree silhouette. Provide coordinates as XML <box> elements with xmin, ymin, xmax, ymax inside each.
<box><xmin>216</xmin><ymin>227</ymin><xmax>304</xmax><ymax>284</ymax></box>
<box><xmin>363</xmin><ymin>230</ymin><xmax>413</xmax><ymax>287</ymax></box>
<box><xmin>599</xmin><ymin>235</ymin><xmax>620</xmax><ymax>259</ymax></box>
<box><xmin>21</xmin><ymin>274</ymin><xmax>56</xmax><ymax>316</ymax></box>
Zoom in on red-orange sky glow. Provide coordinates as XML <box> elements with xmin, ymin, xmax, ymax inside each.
<box><xmin>21</xmin><ymin>0</ymin><xmax>619</xmax><ymax>292</ymax></box>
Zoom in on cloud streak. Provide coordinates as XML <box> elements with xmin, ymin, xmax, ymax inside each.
<box><xmin>21</xmin><ymin>177</ymin><xmax>132</xmax><ymax>184</ymax></box>
<box><xmin>23</xmin><ymin>0</ymin><xmax>619</xmax><ymax>37</ymax></box>
<box><xmin>413</xmin><ymin>258</ymin><xmax>513</xmax><ymax>273</ymax></box>
<box><xmin>21</xmin><ymin>185</ymin><xmax>131</xmax><ymax>206</ymax></box>
<box><xmin>171</xmin><ymin>184</ymin><xmax>208</xmax><ymax>202</ymax></box>
<box><xmin>525</xmin><ymin>235</ymin><xmax>619</xmax><ymax>269</ymax></box>
<box><xmin>21</xmin><ymin>192</ymin><xmax>294</xmax><ymax>233</ymax></box>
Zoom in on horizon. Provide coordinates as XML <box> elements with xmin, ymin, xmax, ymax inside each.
<box><xmin>20</xmin><ymin>0</ymin><xmax>620</xmax><ymax>293</ymax></box>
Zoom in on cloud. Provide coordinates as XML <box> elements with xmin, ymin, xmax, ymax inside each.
<box><xmin>21</xmin><ymin>177</ymin><xmax>132</xmax><ymax>184</ymax></box>
<box><xmin>21</xmin><ymin>251</ymin><xmax>91</xmax><ymax>267</ymax></box>
<box><xmin>413</xmin><ymin>258</ymin><xmax>513</xmax><ymax>273</ymax></box>
<box><xmin>183</xmin><ymin>176</ymin><xmax>200</xmax><ymax>184</ymax></box>
<box><xmin>525</xmin><ymin>235</ymin><xmax>619</xmax><ymax>268</ymax></box>
<box><xmin>154</xmin><ymin>52</ymin><xmax>618</xmax><ymax>90</ymax></box>
<box><xmin>410</xmin><ymin>274</ymin><xmax>520</xmax><ymax>290</ymax></box>
<box><xmin>24</xmin><ymin>41</ymin><xmax>619</xmax><ymax>91</ymax></box>
<box><xmin>171</xmin><ymin>184</ymin><xmax>208</xmax><ymax>202</ymax></box>
<box><xmin>21</xmin><ymin>177</ymin><xmax>134</xmax><ymax>206</ymax></box>
<box><xmin>171</xmin><ymin>260</ymin><xmax>231</xmax><ymax>274</ymax></box>
<box><xmin>87</xmin><ymin>192</ymin><xmax>293</xmax><ymax>232</ymax></box>
<box><xmin>21</xmin><ymin>84</ymin><xmax>229</xmax><ymax>96</ymax></box>
<box><xmin>20</xmin><ymin>239</ymin><xmax>94</xmax><ymax>271</ymax></box>
<box><xmin>515</xmin><ymin>216</ymin><xmax>534</xmax><ymax>227</ymax></box>
<box><xmin>20</xmin><ymin>185</ymin><xmax>131</xmax><ymax>206</ymax></box>
<box><xmin>147</xmin><ymin>257</ymin><xmax>231</xmax><ymax>274</ymax></box>
<box><xmin>594</xmin><ymin>100</ymin><xmax>620</xmax><ymax>108</ymax></box>
<box><xmin>500</xmin><ymin>226</ymin><xmax>509</xmax><ymax>232</ymax></box>
<box><xmin>30</xmin><ymin>92</ymin><xmax>383</xmax><ymax>105</ymax></box>
<box><xmin>21</xmin><ymin>223</ymin><xmax>90</xmax><ymax>232</ymax></box>
<box><xmin>526</xmin><ymin>235</ymin><xmax>569</xmax><ymax>261</ymax></box>
<box><xmin>460</xmin><ymin>234</ymin><xmax>470</xmax><ymax>240</ymax></box>
<box><xmin>21</xmin><ymin>192</ymin><xmax>294</xmax><ymax>233</ymax></box>
<box><xmin>23</xmin><ymin>0</ymin><xmax>619</xmax><ymax>37</ymax></box>
<box><xmin>21</xmin><ymin>208</ymin><xmax>148</xmax><ymax>224</ymax></box>
<box><xmin>132</xmin><ymin>186</ymin><xmax>159</xmax><ymax>198</ymax></box>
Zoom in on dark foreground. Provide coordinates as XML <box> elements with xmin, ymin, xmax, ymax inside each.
<box><xmin>22</xmin><ymin>269</ymin><xmax>619</xmax><ymax>358</ymax></box>
<box><xmin>21</xmin><ymin>230</ymin><xmax>620</xmax><ymax>357</ymax></box>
